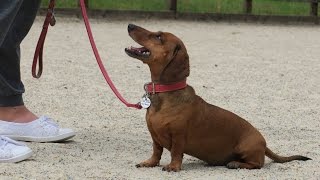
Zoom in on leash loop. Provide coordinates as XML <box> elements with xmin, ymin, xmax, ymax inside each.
<box><xmin>32</xmin><ymin>0</ymin><xmax>56</xmax><ymax>78</ymax></box>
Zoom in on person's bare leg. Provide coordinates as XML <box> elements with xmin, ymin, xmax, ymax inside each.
<box><xmin>0</xmin><ymin>106</ymin><xmax>37</xmax><ymax>123</ymax></box>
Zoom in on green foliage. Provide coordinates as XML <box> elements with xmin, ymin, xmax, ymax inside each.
<box><xmin>253</xmin><ymin>0</ymin><xmax>309</xmax><ymax>16</ymax></box>
<box><xmin>41</xmin><ymin>0</ymin><xmax>167</xmax><ymax>10</ymax></box>
<box><xmin>41</xmin><ymin>0</ymin><xmax>313</xmax><ymax>16</ymax></box>
<box><xmin>88</xmin><ymin>0</ymin><xmax>167</xmax><ymax>11</ymax></box>
<box><xmin>42</xmin><ymin>0</ymin><xmax>77</xmax><ymax>8</ymax></box>
<box><xmin>178</xmin><ymin>0</ymin><xmax>243</xmax><ymax>14</ymax></box>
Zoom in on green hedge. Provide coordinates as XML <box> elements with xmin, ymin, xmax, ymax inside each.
<box><xmin>41</xmin><ymin>0</ymin><xmax>313</xmax><ymax>16</ymax></box>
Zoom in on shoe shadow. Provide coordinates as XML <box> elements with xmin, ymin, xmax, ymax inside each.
<box><xmin>51</xmin><ymin>139</ymin><xmax>77</xmax><ymax>144</ymax></box>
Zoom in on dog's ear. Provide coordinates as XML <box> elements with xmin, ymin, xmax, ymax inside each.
<box><xmin>172</xmin><ymin>45</ymin><xmax>181</xmax><ymax>60</ymax></box>
<box><xmin>160</xmin><ymin>44</ymin><xmax>190</xmax><ymax>83</ymax></box>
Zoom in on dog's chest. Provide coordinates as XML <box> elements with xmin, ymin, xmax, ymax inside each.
<box><xmin>146</xmin><ymin>107</ymin><xmax>172</xmax><ymax>149</ymax></box>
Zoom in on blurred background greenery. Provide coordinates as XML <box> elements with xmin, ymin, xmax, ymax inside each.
<box><xmin>41</xmin><ymin>0</ymin><xmax>317</xmax><ymax>16</ymax></box>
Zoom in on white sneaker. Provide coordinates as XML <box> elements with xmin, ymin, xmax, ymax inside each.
<box><xmin>0</xmin><ymin>136</ymin><xmax>32</xmax><ymax>163</ymax></box>
<box><xmin>0</xmin><ymin>116</ymin><xmax>75</xmax><ymax>142</ymax></box>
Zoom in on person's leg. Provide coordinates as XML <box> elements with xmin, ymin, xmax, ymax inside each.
<box><xmin>0</xmin><ymin>0</ymin><xmax>75</xmax><ymax>142</ymax></box>
<box><xmin>0</xmin><ymin>0</ymin><xmax>34</xmax><ymax>163</ymax></box>
<box><xmin>0</xmin><ymin>0</ymin><xmax>23</xmax><ymax>45</ymax></box>
<box><xmin>0</xmin><ymin>0</ymin><xmax>41</xmax><ymax>123</ymax></box>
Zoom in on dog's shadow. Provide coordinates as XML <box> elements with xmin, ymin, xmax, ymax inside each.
<box><xmin>182</xmin><ymin>159</ymin><xmax>212</xmax><ymax>170</ymax></box>
<box><xmin>182</xmin><ymin>159</ymin><xmax>274</xmax><ymax>171</ymax></box>
<box><xmin>183</xmin><ymin>162</ymin><xmax>208</xmax><ymax>170</ymax></box>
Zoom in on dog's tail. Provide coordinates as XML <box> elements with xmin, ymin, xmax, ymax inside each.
<box><xmin>265</xmin><ymin>147</ymin><xmax>311</xmax><ymax>163</ymax></box>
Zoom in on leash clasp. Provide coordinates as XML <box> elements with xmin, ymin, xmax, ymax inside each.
<box><xmin>48</xmin><ymin>9</ymin><xmax>56</xmax><ymax>26</ymax></box>
<box><xmin>47</xmin><ymin>0</ymin><xmax>56</xmax><ymax>26</ymax></box>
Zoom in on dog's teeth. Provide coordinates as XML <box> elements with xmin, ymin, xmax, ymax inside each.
<box><xmin>141</xmin><ymin>51</ymin><xmax>150</xmax><ymax>56</ymax></box>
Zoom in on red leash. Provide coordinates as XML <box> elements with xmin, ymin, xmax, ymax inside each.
<box><xmin>79</xmin><ymin>0</ymin><xmax>142</xmax><ymax>109</ymax></box>
<box><xmin>32</xmin><ymin>0</ymin><xmax>56</xmax><ymax>78</ymax></box>
<box><xmin>33</xmin><ymin>0</ymin><xmax>142</xmax><ymax>109</ymax></box>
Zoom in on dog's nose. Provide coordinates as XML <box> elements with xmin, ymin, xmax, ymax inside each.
<box><xmin>128</xmin><ymin>24</ymin><xmax>136</xmax><ymax>32</ymax></box>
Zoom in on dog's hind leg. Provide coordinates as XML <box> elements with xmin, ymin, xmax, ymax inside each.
<box><xmin>226</xmin><ymin>135</ymin><xmax>266</xmax><ymax>169</ymax></box>
<box><xmin>226</xmin><ymin>160</ymin><xmax>263</xmax><ymax>169</ymax></box>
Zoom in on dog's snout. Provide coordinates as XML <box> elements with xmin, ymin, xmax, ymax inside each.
<box><xmin>128</xmin><ymin>24</ymin><xmax>136</xmax><ymax>32</ymax></box>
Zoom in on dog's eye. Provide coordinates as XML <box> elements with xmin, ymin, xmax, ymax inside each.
<box><xmin>156</xmin><ymin>35</ymin><xmax>162</xmax><ymax>41</ymax></box>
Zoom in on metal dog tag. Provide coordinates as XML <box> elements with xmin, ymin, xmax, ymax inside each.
<box><xmin>140</xmin><ymin>95</ymin><xmax>151</xmax><ymax>109</ymax></box>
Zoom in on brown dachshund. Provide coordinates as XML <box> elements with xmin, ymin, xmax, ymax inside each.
<box><xmin>125</xmin><ymin>24</ymin><xmax>311</xmax><ymax>172</ymax></box>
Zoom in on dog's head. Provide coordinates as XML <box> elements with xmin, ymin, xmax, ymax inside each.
<box><xmin>125</xmin><ymin>24</ymin><xmax>189</xmax><ymax>83</ymax></box>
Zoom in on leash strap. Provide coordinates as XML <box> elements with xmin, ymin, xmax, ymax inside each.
<box><xmin>79</xmin><ymin>0</ymin><xmax>142</xmax><ymax>109</ymax></box>
<box><xmin>32</xmin><ymin>0</ymin><xmax>142</xmax><ymax>109</ymax></box>
<box><xmin>32</xmin><ymin>0</ymin><xmax>56</xmax><ymax>78</ymax></box>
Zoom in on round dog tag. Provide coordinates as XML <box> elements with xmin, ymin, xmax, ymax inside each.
<box><xmin>140</xmin><ymin>96</ymin><xmax>151</xmax><ymax>109</ymax></box>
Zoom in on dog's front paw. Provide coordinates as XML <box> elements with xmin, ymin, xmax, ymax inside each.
<box><xmin>136</xmin><ymin>159</ymin><xmax>159</xmax><ymax>168</ymax></box>
<box><xmin>162</xmin><ymin>163</ymin><xmax>181</xmax><ymax>172</ymax></box>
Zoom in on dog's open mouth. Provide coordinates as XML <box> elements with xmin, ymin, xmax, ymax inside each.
<box><xmin>125</xmin><ymin>46</ymin><xmax>151</xmax><ymax>60</ymax></box>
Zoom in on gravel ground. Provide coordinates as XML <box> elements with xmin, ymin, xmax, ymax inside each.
<box><xmin>1</xmin><ymin>17</ymin><xmax>319</xmax><ymax>179</ymax></box>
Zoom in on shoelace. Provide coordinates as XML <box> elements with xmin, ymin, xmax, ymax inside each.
<box><xmin>0</xmin><ymin>136</ymin><xmax>25</xmax><ymax>149</ymax></box>
<box><xmin>39</xmin><ymin>116</ymin><xmax>59</xmax><ymax>128</ymax></box>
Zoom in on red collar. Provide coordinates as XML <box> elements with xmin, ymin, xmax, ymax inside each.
<box><xmin>144</xmin><ymin>80</ymin><xmax>187</xmax><ymax>94</ymax></box>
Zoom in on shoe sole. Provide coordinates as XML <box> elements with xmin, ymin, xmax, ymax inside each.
<box><xmin>0</xmin><ymin>149</ymin><xmax>33</xmax><ymax>163</ymax></box>
<box><xmin>5</xmin><ymin>132</ymin><xmax>75</xmax><ymax>143</ymax></box>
